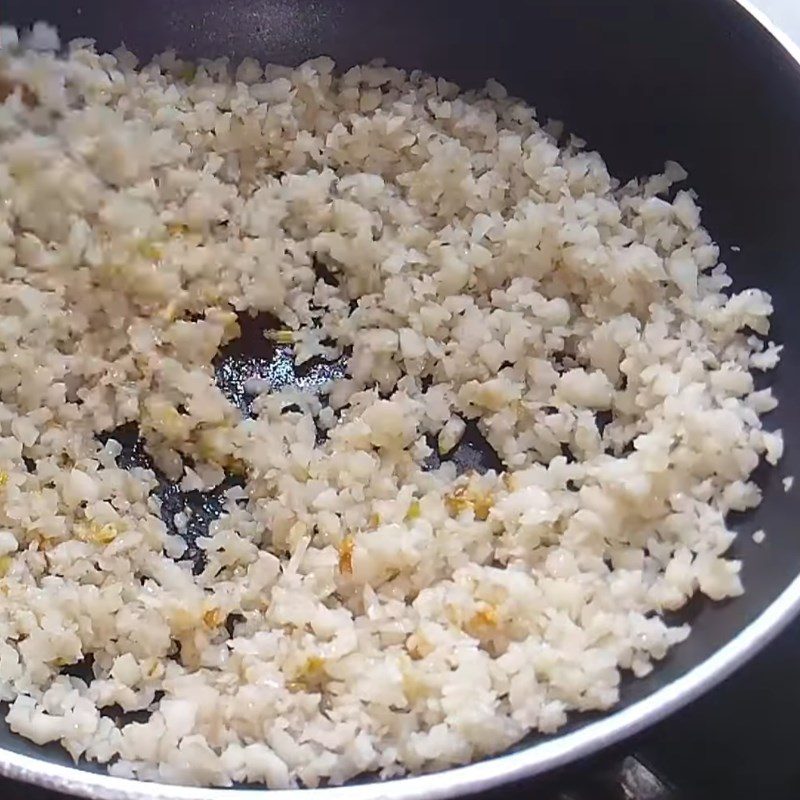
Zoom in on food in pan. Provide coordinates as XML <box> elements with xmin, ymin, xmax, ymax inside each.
<box><xmin>0</xmin><ymin>23</ymin><xmax>782</xmax><ymax>787</ymax></box>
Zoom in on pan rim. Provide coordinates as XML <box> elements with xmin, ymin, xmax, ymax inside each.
<box><xmin>0</xmin><ymin>0</ymin><xmax>798</xmax><ymax>797</ymax></box>
<box><xmin>4</xmin><ymin>572</ymin><xmax>800</xmax><ymax>800</ymax></box>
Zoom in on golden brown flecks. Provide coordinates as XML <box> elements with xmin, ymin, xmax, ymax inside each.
<box><xmin>465</xmin><ymin>604</ymin><xmax>499</xmax><ymax>638</ymax></box>
<box><xmin>31</xmin><ymin>532</ymin><xmax>56</xmax><ymax>552</ymax></box>
<box><xmin>0</xmin><ymin>75</ymin><xmax>37</xmax><ymax>107</ymax></box>
<box><xmin>288</xmin><ymin>655</ymin><xmax>327</xmax><ymax>692</ymax></box>
<box><xmin>0</xmin><ymin>555</ymin><xmax>13</xmax><ymax>578</ymax></box>
<box><xmin>338</xmin><ymin>534</ymin><xmax>355</xmax><ymax>575</ymax></box>
<box><xmin>445</xmin><ymin>483</ymin><xmax>493</xmax><ymax>521</ymax></box>
<box><xmin>224</xmin><ymin>456</ymin><xmax>248</xmax><ymax>477</ymax></box>
<box><xmin>202</xmin><ymin>606</ymin><xmax>225</xmax><ymax>629</ymax></box>
<box><xmin>77</xmin><ymin>521</ymin><xmax>118</xmax><ymax>545</ymax></box>
<box><xmin>267</xmin><ymin>329</ymin><xmax>295</xmax><ymax>345</ymax></box>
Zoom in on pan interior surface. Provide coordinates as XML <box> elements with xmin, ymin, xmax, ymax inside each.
<box><xmin>1</xmin><ymin>0</ymin><xmax>800</xmax><ymax>796</ymax></box>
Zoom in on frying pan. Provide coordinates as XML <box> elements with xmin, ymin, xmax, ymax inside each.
<box><xmin>2</xmin><ymin>0</ymin><xmax>800</xmax><ymax>797</ymax></box>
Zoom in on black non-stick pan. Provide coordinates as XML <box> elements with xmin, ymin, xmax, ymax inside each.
<box><xmin>2</xmin><ymin>1</ymin><xmax>800</xmax><ymax>798</ymax></box>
